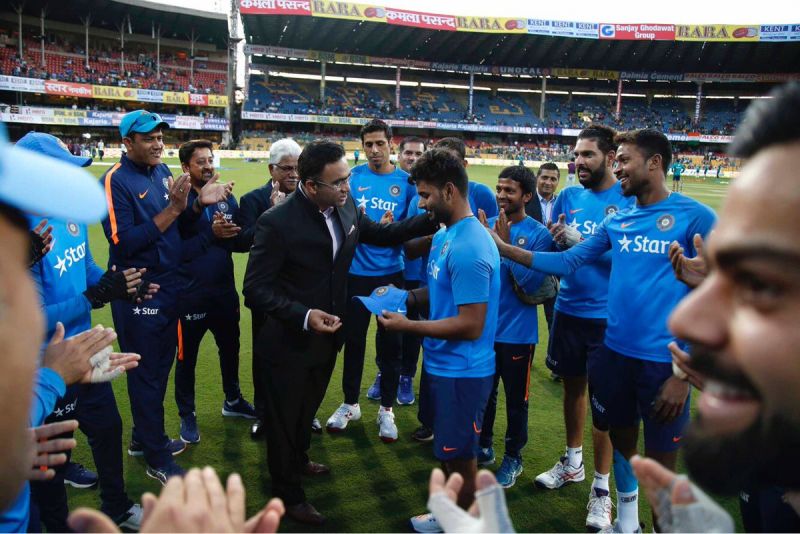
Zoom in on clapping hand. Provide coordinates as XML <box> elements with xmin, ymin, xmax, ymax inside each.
<box><xmin>199</xmin><ymin>173</ymin><xmax>234</xmax><ymax>206</ymax></box>
<box><xmin>212</xmin><ymin>212</ymin><xmax>242</xmax><ymax>239</ymax></box>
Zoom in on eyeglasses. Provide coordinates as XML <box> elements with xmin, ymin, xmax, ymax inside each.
<box><xmin>313</xmin><ymin>176</ymin><xmax>350</xmax><ymax>192</ymax></box>
<box><xmin>273</xmin><ymin>163</ymin><xmax>298</xmax><ymax>173</ymax></box>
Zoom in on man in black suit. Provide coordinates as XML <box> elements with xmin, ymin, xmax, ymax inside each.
<box><xmin>243</xmin><ymin>140</ymin><xmax>436</xmax><ymax>525</ymax></box>
<box><xmin>236</xmin><ymin>138</ymin><xmax>302</xmax><ymax>438</ymax></box>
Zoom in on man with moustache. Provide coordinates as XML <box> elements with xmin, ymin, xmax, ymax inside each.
<box><xmin>493</xmin><ymin>129</ymin><xmax>716</xmax><ymax>533</ymax></box>
<box><xmin>236</xmin><ymin>138</ymin><xmax>304</xmax><ymax>439</ymax></box>
<box><xmin>243</xmin><ymin>140</ymin><xmax>436</xmax><ymax>525</ymax></box>
<box><xmin>100</xmin><ymin>110</ymin><xmax>232</xmax><ymax>484</ymax></box>
<box><xmin>534</xmin><ymin>125</ymin><xmax>634</xmax><ymax>531</ymax></box>
<box><xmin>633</xmin><ymin>83</ymin><xmax>800</xmax><ymax>532</ymax></box>
<box><xmin>173</xmin><ymin>139</ymin><xmax>256</xmax><ymax>446</ymax></box>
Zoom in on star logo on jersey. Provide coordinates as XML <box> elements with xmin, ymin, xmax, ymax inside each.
<box><xmin>618</xmin><ymin>234</ymin><xmax>632</xmax><ymax>252</ymax></box>
<box><xmin>389</xmin><ymin>185</ymin><xmax>401</xmax><ymax>197</ymax></box>
<box><xmin>66</xmin><ymin>221</ymin><xmax>79</xmax><ymax>236</ymax></box>
<box><xmin>163</xmin><ymin>193</ymin><xmax>169</xmax><ymax>201</ymax></box>
<box><xmin>605</xmin><ymin>205</ymin><xmax>619</xmax><ymax>216</ymax></box>
<box><xmin>133</xmin><ymin>306</ymin><xmax>141</xmax><ymax>315</ymax></box>
<box><xmin>569</xmin><ymin>208</ymin><xmax>583</xmax><ymax>215</ymax></box>
<box><xmin>568</xmin><ymin>219</ymin><xmax>580</xmax><ymax>231</ymax></box>
<box><xmin>53</xmin><ymin>256</ymin><xmax>67</xmax><ymax>276</ymax></box>
<box><xmin>656</xmin><ymin>214</ymin><xmax>675</xmax><ymax>231</ymax></box>
<box><xmin>52</xmin><ymin>242</ymin><xmax>87</xmax><ymax>277</ymax></box>
<box><xmin>185</xmin><ymin>314</ymin><xmax>192</xmax><ymax>321</ymax></box>
<box><xmin>356</xmin><ymin>195</ymin><xmax>369</xmax><ymax>210</ymax></box>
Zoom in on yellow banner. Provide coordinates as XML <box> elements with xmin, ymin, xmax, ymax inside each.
<box><xmin>675</xmin><ymin>25</ymin><xmax>759</xmax><ymax>41</ymax></box>
<box><xmin>163</xmin><ymin>91</ymin><xmax>190</xmax><ymax>105</ymax></box>
<box><xmin>311</xmin><ymin>0</ymin><xmax>386</xmax><ymax>21</ymax></box>
<box><xmin>456</xmin><ymin>16</ymin><xmax>526</xmax><ymax>33</ymax></box>
<box><xmin>208</xmin><ymin>94</ymin><xmax>229</xmax><ymax>107</ymax></box>
<box><xmin>551</xmin><ymin>68</ymin><xmax>619</xmax><ymax>80</ymax></box>
<box><xmin>92</xmin><ymin>85</ymin><xmax>139</xmax><ymax>101</ymax></box>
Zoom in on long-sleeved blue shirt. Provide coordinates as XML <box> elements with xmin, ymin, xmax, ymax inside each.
<box><xmin>531</xmin><ymin>193</ymin><xmax>716</xmax><ymax>362</ymax></box>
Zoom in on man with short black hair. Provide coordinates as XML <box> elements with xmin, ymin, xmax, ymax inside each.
<box><xmin>173</xmin><ymin>139</ymin><xmax>255</xmax><ymax>446</ymax></box>
<box><xmin>244</xmin><ymin>139</ymin><xmax>436</xmax><ymax>525</ymax></box>
<box><xmin>494</xmin><ymin>129</ymin><xmax>716</xmax><ymax>533</ymax></box>
<box><xmin>100</xmin><ymin>110</ymin><xmax>232</xmax><ymax>484</ymax></box>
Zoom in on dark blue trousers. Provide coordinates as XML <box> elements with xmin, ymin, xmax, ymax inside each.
<box><xmin>479</xmin><ymin>342</ymin><xmax>535</xmax><ymax>459</ymax></box>
<box><xmin>29</xmin><ymin>383</ymin><xmax>132</xmax><ymax>532</ymax></box>
<box><xmin>111</xmin><ymin>281</ymin><xmax>179</xmax><ymax>469</ymax></box>
<box><xmin>175</xmin><ymin>291</ymin><xmax>242</xmax><ymax>417</ymax></box>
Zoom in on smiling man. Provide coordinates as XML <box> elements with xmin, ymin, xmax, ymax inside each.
<box><xmin>493</xmin><ymin>129</ymin><xmax>716</xmax><ymax>533</ymax></box>
<box><xmin>634</xmin><ymin>82</ymin><xmax>800</xmax><ymax>532</ymax></box>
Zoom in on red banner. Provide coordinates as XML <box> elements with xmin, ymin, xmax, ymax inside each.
<box><xmin>599</xmin><ymin>23</ymin><xmax>675</xmax><ymax>40</ymax></box>
<box><xmin>239</xmin><ymin>0</ymin><xmax>312</xmax><ymax>15</ymax></box>
<box><xmin>44</xmin><ymin>81</ymin><xmax>93</xmax><ymax>97</ymax></box>
<box><xmin>189</xmin><ymin>93</ymin><xmax>209</xmax><ymax>106</ymax></box>
<box><xmin>384</xmin><ymin>8</ymin><xmax>457</xmax><ymax>30</ymax></box>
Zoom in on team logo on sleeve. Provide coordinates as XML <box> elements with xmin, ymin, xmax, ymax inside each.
<box><xmin>66</xmin><ymin>221</ymin><xmax>79</xmax><ymax>236</ymax></box>
<box><xmin>440</xmin><ymin>242</ymin><xmax>449</xmax><ymax>256</ymax></box>
<box><xmin>162</xmin><ymin>177</ymin><xmax>170</xmax><ymax>190</ymax></box>
<box><xmin>375</xmin><ymin>286</ymin><xmax>388</xmax><ymax>296</ymax></box>
<box><xmin>656</xmin><ymin>214</ymin><xmax>675</xmax><ymax>231</ymax></box>
<box><xmin>516</xmin><ymin>236</ymin><xmax>527</xmax><ymax>246</ymax></box>
<box><xmin>605</xmin><ymin>205</ymin><xmax>619</xmax><ymax>216</ymax></box>
<box><xmin>389</xmin><ymin>185</ymin><xmax>401</xmax><ymax>197</ymax></box>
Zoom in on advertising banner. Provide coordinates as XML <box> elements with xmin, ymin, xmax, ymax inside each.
<box><xmin>137</xmin><ymin>89</ymin><xmax>164</xmax><ymax>102</ymax></box>
<box><xmin>44</xmin><ymin>81</ymin><xmax>93</xmax><ymax>97</ymax></box>
<box><xmin>239</xmin><ymin>0</ymin><xmax>312</xmax><ymax>15</ymax></box>
<box><xmin>163</xmin><ymin>91</ymin><xmax>190</xmax><ymax>105</ymax></box>
<box><xmin>759</xmin><ymin>24</ymin><xmax>800</xmax><ymax>41</ymax></box>
<box><xmin>385</xmin><ymin>8</ymin><xmax>457</xmax><ymax>30</ymax></box>
<box><xmin>311</xmin><ymin>0</ymin><xmax>384</xmax><ymax>21</ymax></box>
<box><xmin>456</xmin><ymin>17</ymin><xmax>527</xmax><ymax>33</ymax></box>
<box><xmin>92</xmin><ymin>85</ymin><xmax>139</xmax><ymax>101</ymax></box>
<box><xmin>675</xmin><ymin>25</ymin><xmax>759</xmax><ymax>41</ymax></box>
<box><xmin>598</xmin><ymin>23</ymin><xmax>675</xmax><ymax>40</ymax></box>
<box><xmin>208</xmin><ymin>94</ymin><xmax>229</xmax><ymax>107</ymax></box>
<box><xmin>0</xmin><ymin>75</ymin><xmax>45</xmax><ymax>93</ymax></box>
<box><xmin>0</xmin><ymin>106</ymin><xmax>228</xmax><ymax>131</ymax></box>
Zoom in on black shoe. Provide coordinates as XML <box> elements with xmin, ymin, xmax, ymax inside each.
<box><xmin>250</xmin><ymin>419</ymin><xmax>264</xmax><ymax>440</ymax></box>
<box><xmin>411</xmin><ymin>425</ymin><xmax>434</xmax><ymax>442</ymax></box>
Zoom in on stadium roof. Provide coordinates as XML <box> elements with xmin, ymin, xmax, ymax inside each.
<box><xmin>241</xmin><ymin>15</ymin><xmax>800</xmax><ymax>74</ymax></box>
<box><xmin>13</xmin><ymin>0</ymin><xmax>229</xmax><ymax>48</ymax></box>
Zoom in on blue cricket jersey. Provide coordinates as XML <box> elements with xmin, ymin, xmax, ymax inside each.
<box><xmin>551</xmin><ymin>182</ymin><xmax>635</xmax><ymax>319</ymax></box>
<box><xmin>490</xmin><ymin>215</ymin><xmax>555</xmax><ymax>344</ymax></box>
<box><xmin>532</xmin><ymin>193</ymin><xmax>716</xmax><ymax>362</ymax></box>
<box><xmin>178</xmin><ymin>189</ymin><xmax>238</xmax><ymax>300</ymax></box>
<box><xmin>29</xmin><ymin>218</ymin><xmax>104</xmax><ymax>339</ymax></box>
<box><xmin>423</xmin><ymin>216</ymin><xmax>500</xmax><ymax>378</ymax></box>
<box><xmin>349</xmin><ymin>164</ymin><xmax>414</xmax><ymax>276</ymax></box>
<box><xmin>468</xmin><ymin>181</ymin><xmax>499</xmax><ymax>218</ymax></box>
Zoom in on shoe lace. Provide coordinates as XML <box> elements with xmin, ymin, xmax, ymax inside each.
<box><xmin>335</xmin><ymin>405</ymin><xmax>350</xmax><ymax>417</ymax></box>
<box><xmin>588</xmin><ymin>493</ymin><xmax>614</xmax><ymax>515</ymax></box>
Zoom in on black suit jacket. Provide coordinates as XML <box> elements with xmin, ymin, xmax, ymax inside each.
<box><xmin>525</xmin><ymin>196</ymin><xmax>543</xmax><ymax>224</ymax></box>
<box><xmin>235</xmin><ymin>181</ymin><xmax>274</xmax><ymax>251</ymax></box>
<box><xmin>243</xmin><ymin>188</ymin><xmax>437</xmax><ymax>365</ymax></box>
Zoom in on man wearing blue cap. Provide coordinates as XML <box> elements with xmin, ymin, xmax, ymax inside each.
<box><xmin>19</xmin><ymin>132</ymin><xmax>151</xmax><ymax>531</ymax></box>
<box><xmin>100</xmin><ymin>109</ymin><xmax>233</xmax><ymax>483</ymax></box>
<box><xmin>0</xmin><ymin>123</ymin><xmax>139</xmax><ymax>531</ymax></box>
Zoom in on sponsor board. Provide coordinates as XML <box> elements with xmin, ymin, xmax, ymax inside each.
<box><xmin>676</xmin><ymin>24</ymin><xmax>759</xmax><ymax>41</ymax></box>
<box><xmin>599</xmin><ymin>23</ymin><xmax>675</xmax><ymax>40</ymax></box>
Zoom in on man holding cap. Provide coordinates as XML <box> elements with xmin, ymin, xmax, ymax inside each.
<box><xmin>100</xmin><ymin>110</ymin><xmax>232</xmax><ymax>484</ymax></box>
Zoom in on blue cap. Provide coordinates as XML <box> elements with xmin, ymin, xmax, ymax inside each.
<box><xmin>355</xmin><ymin>286</ymin><xmax>408</xmax><ymax>316</ymax></box>
<box><xmin>118</xmin><ymin>109</ymin><xmax>169</xmax><ymax>138</ymax></box>
<box><xmin>0</xmin><ymin>124</ymin><xmax>107</xmax><ymax>223</ymax></box>
<box><xmin>16</xmin><ymin>132</ymin><xmax>92</xmax><ymax>168</ymax></box>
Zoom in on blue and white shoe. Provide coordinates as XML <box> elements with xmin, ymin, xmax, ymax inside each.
<box><xmin>222</xmin><ymin>396</ymin><xmax>257</xmax><ymax>419</ymax></box>
<box><xmin>366</xmin><ymin>373</ymin><xmax>382</xmax><ymax>401</ymax></box>
<box><xmin>180</xmin><ymin>412</ymin><xmax>200</xmax><ymax>444</ymax></box>
<box><xmin>397</xmin><ymin>375</ymin><xmax>415</xmax><ymax>405</ymax></box>
<box><xmin>145</xmin><ymin>462</ymin><xmax>185</xmax><ymax>486</ymax></box>
<box><xmin>495</xmin><ymin>455</ymin><xmax>524</xmax><ymax>488</ymax></box>
<box><xmin>477</xmin><ymin>446</ymin><xmax>495</xmax><ymax>466</ymax></box>
<box><xmin>63</xmin><ymin>462</ymin><xmax>98</xmax><ymax>489</ymax></box>
<box><xmin>128</xmin><ymin>438</ymin><xmax>186</xmax><ymax>457</ymax></box>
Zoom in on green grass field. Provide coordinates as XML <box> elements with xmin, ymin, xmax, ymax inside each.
<box><xmin>65</xmin><ymin>160</ymin><xmax>738</xmax><ymax>532</ymax></box>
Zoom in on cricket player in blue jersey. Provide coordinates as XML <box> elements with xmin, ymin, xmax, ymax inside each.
<box><xmin>377</xmin><ymin>148</ymin><xmax>500</xmax><ymax>533</ymax></box>
<box><xmin>494</xmin><ymin>129</ymin><xmax>716</xmax><ymax>533</ymax></box>
<box><xmin>100</xmin><ymin>110</ymin><xmax>232</xmax><ymax>484</ymax></box>
<box><xmin>326</xmin><ymin>120</ymin><xmax>415</xmax><ymax>442</ymax></box>
<box><xmin>474</xmin><ymin>165</ymin><xmax>555</xmax><ymax>489</ymax></box>
<box><xmin>533</xmin><ymin>125</ymin><xmax>634</xmax><ymax>531</ymax></box>
<box><xmin>173</xmin><ymin>139</ymin><xmax>256</xmax><ymax>446</ymax></box>
<box><xmin>20</xmin><ymin>132</ymin><xmax>150</xmax><ymax>531</ymax></box>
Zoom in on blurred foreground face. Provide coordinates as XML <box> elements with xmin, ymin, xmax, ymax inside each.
<box><xmin>669</xmin><ymin>141</ymin><xmax>800</xmax><ymax>493</ymax></box>
<box><xmin>0</xmin><ymin>213</ymin><xmax>46</xmax><ymax>508</ymax></box>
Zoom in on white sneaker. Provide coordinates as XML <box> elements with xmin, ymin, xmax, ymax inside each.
<box><xmin>325</xmin><ymin>403</ymin><xmax>361</xmax><ymax>433</ymax></box>
<box><xmin>586</xmin><ymin>489</ymin><xmax>613</xmax><ymax>531</ymax></box>
<box><xmin>534</xmin><ymin>455</ymin><xmax>586</xmax><ymax>489</ymax></box>
<box><xmin>377</xmin><ymin>407</ymin><xmax>398</xmax><ymax>443</ymax></box>
<box><xmin>410</xmin><ymin>512</ymin><xmax>443</xmax><ymax>533</ymax></box>
<box><xmin>114</xmin><ymin>503</ymin><xmax>143</xmax><ymax>531</ymax></box>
